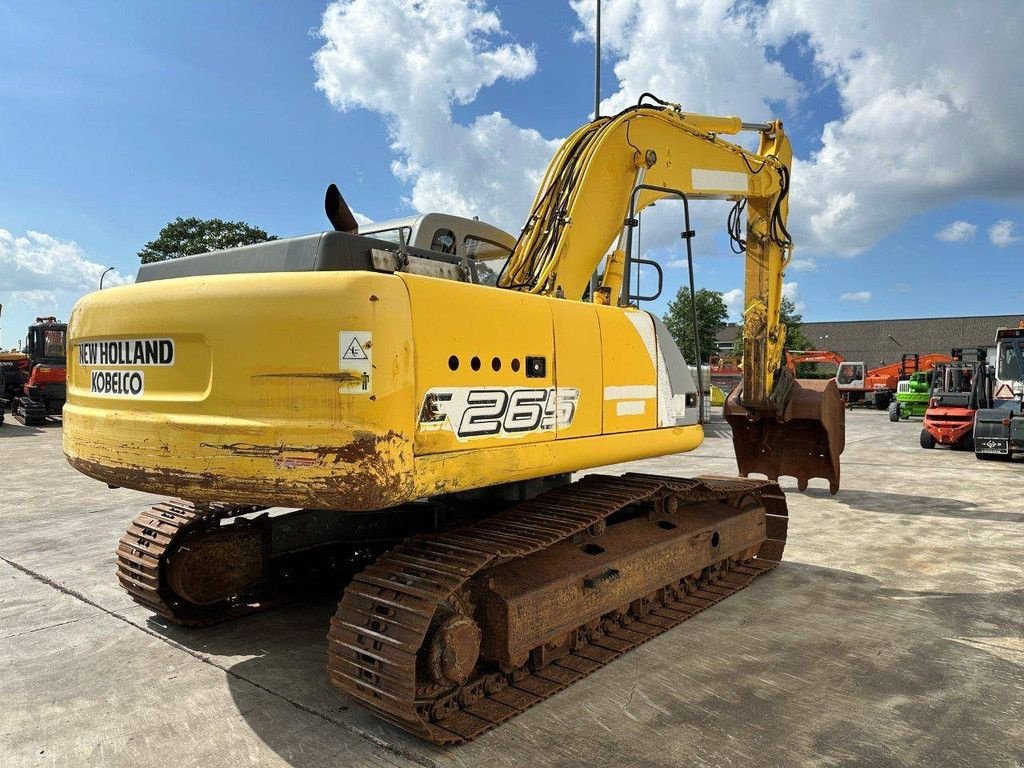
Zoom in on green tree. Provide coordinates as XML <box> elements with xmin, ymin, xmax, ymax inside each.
<box><xmin>662</xmin><ymin>287</ymin><xmax>729</xmax><ymax>364</ymax></box>
<box><xmin>780</xmin><ymin>296</ymin><xmax>811</xmax><ymax>351</ymax></box>
<box><xmin>732</xmin><ymin>296</ymin><xmax>811</xmax><ymax>356</ymax></box>
<box><xmin>138</xmin><ymin>217</ymin><xmax>278</xmax><ymax>263</ymax></box>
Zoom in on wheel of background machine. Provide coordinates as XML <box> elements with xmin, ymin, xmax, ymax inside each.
<box><xmin>874</xmin><ymin>392</ymin><xmax>891</xmax><ymax>410</ymax></box>
<box><xmin>920</xmin><ymin>429</ymin><xmax>936</xmax><ymax>449</ymax></box>
<box><xmin>959</xmin><ymin>435</ymin><xmax>975</xmax><ymax>452</ymax></box>
<box><xmin>888</xmin><ymin>401</ymin><xmax>900</xmax><ymax>422</ymax></box>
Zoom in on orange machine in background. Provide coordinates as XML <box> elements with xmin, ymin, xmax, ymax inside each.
<box><xmin>785</xmin><ymin>349</ymin><xmax>844</xmax><ymax>375</ymax></box>
<box><xmin>836</xmin><ymin>353</ymin><xmax>952</xmax><ymax>410</ymax></box>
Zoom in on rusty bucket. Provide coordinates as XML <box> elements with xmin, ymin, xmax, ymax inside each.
<box><xmin>723</xmin><ymin>378</ymin><xmax>845</xmax><ymax>494</ymax></box>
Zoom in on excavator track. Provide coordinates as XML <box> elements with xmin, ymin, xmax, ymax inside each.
<box><xmin>116</xmin><ymin>500</ymin><xmax>267</xmax><ymax>626</ymax></box>
<box><xmin>328</xmin><ymin>473</ymin><xmax>787</xmax><ymax>744</ymax></box>
<box><xmin>116</xmin><ymin>500</ymin><xmax>452</xmax><ymax>626</ymax></box>
<box><xmin>11</xmin><ymin>396</ymin><xmax>48</xmax><ymax>426</ymax></box>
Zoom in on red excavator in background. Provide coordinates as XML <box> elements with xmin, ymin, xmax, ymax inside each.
<box><xmin>1</xmin><ymin>317</ymin><xmax>68</xmax><ymax>426</ymax></box>
<box><xmin>708</xmin><ymin>353</ymin><xmax>743</xmax><ymax>393</ymax></box>
<box><xmin>785</xmin><ymin>349</ymin><xmax>844</xmax><ymax>377</ymax></box>
<box><xmin>836</xmin><ymin>353</ymin><xmax>952</xmax><ymax>410</ymax></box>
<box><xmin>714</xmin><ymin>349</ymin><xmax>842</xmax><ymax>397</ymax></box>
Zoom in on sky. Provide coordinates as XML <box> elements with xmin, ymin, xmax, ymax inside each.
<box><xmin>2</xmin><ymin>0</ymin><xmax>1023</xmax><ymax>347</ymax></box>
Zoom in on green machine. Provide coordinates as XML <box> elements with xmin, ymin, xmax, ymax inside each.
<box><xmin>889</xmin><ymin>348</ymin><xmax>984</xmax><ymax>421</ymax></box>
<box><xmin>889</xmin><ymin>370</ymin><xmax>933</xmax><ymax>421</ymax></box>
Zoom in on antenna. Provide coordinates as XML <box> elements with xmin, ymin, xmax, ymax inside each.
<box><xmin>594</xmin><ymin>0</ymin><xmax>601</xmax><ymax>119</ymax></box>
<box><xmin>588</xmin><ymin>0</ymin><xmax>602</xmax><ymax>300</ymax></box>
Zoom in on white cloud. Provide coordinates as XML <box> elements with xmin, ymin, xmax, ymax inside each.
<box><xmin>0</xmin><ymin>228</ymin><xmax>131</xmax><ymax>296</ymax></box>
<box><xmin>839</xmin><ymin>290</ymin><xmax>872</xmax><ymax>303</ymax></box>
<box><xmin>0</xmin><ymin>228</ymin><xmax>132</xmax><ymax>345</ymax></box>
<box><xmin>989</xmin><ymin>219</ymin><xmax>1020</xmax><ymax>247</ymax></box>
<box><xmin>722</xmin><ymin>287</ymin><xmax>743</xmax><ymax>319</ymax></box>
<box><xmin>570</xmin><ymin>0</ymin><xmax>1024</xmax><ymax>258</ymax></box>
<box><xmin>762</xmin><ymin>0</ymin><xmax>1024</xmax><ymax>255</ymax></box>
<box><xmin>314</xmin><ymin>0</ymin><xmax>557</xmax><ymax>232</ymax></box>
<box><xmin>782</xmin><ymin>281</ymin><xmax>805</xmax><ymax>312</ymax></box>
<box><xmin>313</xmin><ymin>0</ymin><xmax>1024</xmax><ymax>273</ymax></box>
<box><xmin>571</xmin><ymin>0</ymin><xmax>801</xmax><ymax>119</ymax></box>
<box><xmin>936</xmin><ymin>220</ymin><xmax>977</xmax><ymax>242</ymax></box>
<box><xmin>9</xmin><ymin>289</ymin><xmax>58</xmax><ymax>307</ymax></box>
<box><xmin>789</xmin><ymin>258</ymin><xmax>817</xmax><ymax>272</ymax></box>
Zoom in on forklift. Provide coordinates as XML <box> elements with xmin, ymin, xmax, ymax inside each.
<box><xmin>974</xmin><ymin>324</ymin><xmax>1024</xmax><ymax>460</ymax></box>
<box><xmin>920</xmin><ymin>350</ymin><xmax>992</xmax><ymax>450</ymax></box>
<box><xmin>891</xmin><ymin>349</ymin><xmax>974</xmax><ymax>421</ymax></box>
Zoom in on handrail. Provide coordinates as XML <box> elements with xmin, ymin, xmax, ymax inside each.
<box><xmin>622</xmin><ymin>183</ymin><xmax>702</xmax><ymax>423</ymax></box>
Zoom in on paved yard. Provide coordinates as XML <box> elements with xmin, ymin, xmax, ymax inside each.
<box><xmin>1</xmin><ymin>410</ymin><xmax>1021</xmax><ymax>767</ymax></box>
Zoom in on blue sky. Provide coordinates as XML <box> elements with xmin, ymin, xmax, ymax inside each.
<box><xmin>1</xmin><ymin>0</ymin><xmax>1022</xmax><ymax>347</ymax></box>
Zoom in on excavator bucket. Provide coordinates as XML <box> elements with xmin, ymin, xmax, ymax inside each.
<box><xmin>724</xmin><ymin>378</ymin><xmax>845</xmax><ymax>493</ymax></box>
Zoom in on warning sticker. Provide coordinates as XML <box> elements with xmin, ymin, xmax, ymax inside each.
<box><xmin>338</xmin><ymin>331</ymin><xmax>372</xmax><ymax>394</ymax></box>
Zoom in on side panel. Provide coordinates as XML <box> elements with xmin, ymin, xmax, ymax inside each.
<box><xmin>598</xmin><ymin>308</ymin><xmax>658</xmax><ymax>433</ymax></box>
<box><xmin>552</xmin><ymin>301</ymin><xmax>602</xmax><ymax>439</ymax></box>
<box><xmin>652</xmin><ymin>314</ymin><xmax>699</xmax><ymax>427</ymax></box>
<box><xmin>406</xmin><ymin>275</ymin><xmax>556</xmax><ymax>455</ymax></box>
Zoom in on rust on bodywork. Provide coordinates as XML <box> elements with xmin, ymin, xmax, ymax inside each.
<box><xmin>66</xmin><ymin>430</ymin><xmax>414</xmax><ymax>511</ymax></box>
<box><xmin>724</xmin><ymin>378</ymin><xmax>845</xmax><ymax>493</ymax></box>
<box><xmin>253</xmin><ymin>371</ymin><xmax>365</xmax><ymax>384</ymax></box>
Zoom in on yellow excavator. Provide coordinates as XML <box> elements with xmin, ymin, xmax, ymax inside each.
<box><xmin>63</xmin><ymin>94</ymin><xmax>843</xmax><ymax>744</ymax></box>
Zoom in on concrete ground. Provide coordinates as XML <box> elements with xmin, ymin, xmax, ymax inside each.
<box><xmin>1</xmin><ymin>410</ymin><xmax>1021</xmax><ymax>768</ymax></box>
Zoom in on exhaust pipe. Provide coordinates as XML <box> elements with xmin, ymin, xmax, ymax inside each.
<box><xmin>325</xmin><ymin>183</ymin><xmax>359</xmax><ymax>234</ymax></box>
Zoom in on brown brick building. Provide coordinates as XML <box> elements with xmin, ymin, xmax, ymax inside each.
<box><xmin>715</xmin><ymin>314</ymin><xmax>1021</xmax><ymax>366</ymax></box>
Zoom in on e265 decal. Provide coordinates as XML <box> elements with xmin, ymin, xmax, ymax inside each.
<box><xmin>419</xmin><ymin>387</ymin><xmax>579</xmax><ymax>439</ymax></box>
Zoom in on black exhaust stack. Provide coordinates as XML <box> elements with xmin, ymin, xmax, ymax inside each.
<box><xmin>325</xmin><ymin>184</ymin><xmax>359</xmax><ymax>234</ymax></box>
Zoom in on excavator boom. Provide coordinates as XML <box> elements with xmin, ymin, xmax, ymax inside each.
<box><xmin>502</xmin><ymin>95</ymin><xmax>844</xmax><ymax>490</ymax></box>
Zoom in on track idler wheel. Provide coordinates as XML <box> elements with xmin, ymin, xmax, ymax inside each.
<box><xmin>12</xmin><ymin>396</ymin><xmax>48</xmax><ymax>426</ymax></box>
<box><xmin>165</xmin><ymin>527</ymin><xmax>266</xmax><ymax>606</ymax></box>
<box><xmin>428</xmin><ymin>614</ymin><xmax>482</xmax><ymax>687</ymax></box>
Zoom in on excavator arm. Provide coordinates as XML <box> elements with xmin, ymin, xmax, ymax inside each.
<box><xmin>786</xmin><ymin>350</ymin><xmax>845</xmax><ymax>372</ymax></box>
<box><xmin>501</xmin><ymin>95</ymin><xmax>844</xmax><ymax>491</ymax></box>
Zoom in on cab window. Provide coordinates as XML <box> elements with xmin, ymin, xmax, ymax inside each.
<box><xmin>997</xmin><ymin>341</ymin><xmax>1023</xmax><ymax>382</ymax></box>
<box><xmin>464</xmin><ymin>235</ymin><xmax>511</xmax><ymax>286</ymax></box>
<box><xmin>364</xmin><ymin>226</ymin><xmax>412</xmax><ymax>247</ymax></box>
<box><xmin>837</xmin><ymin>363</ymin><xmax>864</xmax><ymax>385</ymax></box>
<box><xmin>43</xmin><ymin>329</ymin><xmax>66</xmax><ymax>358</ymax></box>
<box><xmin>430</xmin><ymin>228</ymin><xmax>457</xmax><ymax>255</ymax></box>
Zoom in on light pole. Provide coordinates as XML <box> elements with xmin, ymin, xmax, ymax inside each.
<box><xmin>99</xmin><ymin>267</ymin><xmax>114</xmax><ymax>289</ymax></box>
